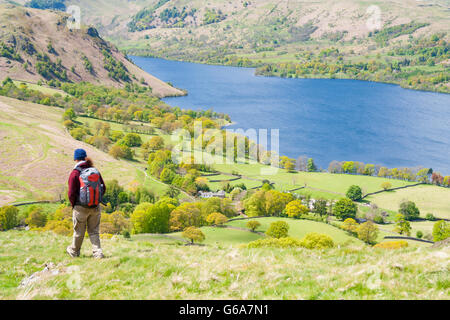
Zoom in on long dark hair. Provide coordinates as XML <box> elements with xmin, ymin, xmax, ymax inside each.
<box><xmin>85</xmin><ymin>157</ymin><xmax>94</xmax><ymax>167</ymax></box>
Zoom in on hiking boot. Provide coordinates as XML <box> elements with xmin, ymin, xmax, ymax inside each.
<box><xmin>93</xmin><ymin>252</ymin><xmax>105</xmax><ymax>259</ymax></box>
<box><xmin>66</xmin><ymin>246</ymin><xmax>79</xmax><ymax>258</ymax></box>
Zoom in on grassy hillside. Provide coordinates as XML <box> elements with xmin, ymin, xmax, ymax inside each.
<box><xmin>1</xmin><ymin>230</ymin><xmax>448</xmax><ymax>299</ymax></box>
<box><xmin>366</xmin><ymin>185</ymin><xmax>450</xmax><ymax>219</ymax></box>
<box><xmin>59</xmin><ymin>0</ymin><xmax>450</xmax><ymax>93</ymax></box>
<box><xmin>0</xmin><ymin>4</ymin><xmax>183</xmax><ymax>97</ymax></box>
<box><xmin>0</xmin><ymin>95</ymin><xmax>165</xmax><ymax>205</ymax></box>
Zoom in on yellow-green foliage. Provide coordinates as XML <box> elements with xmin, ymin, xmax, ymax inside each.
<box><xmin>243</xmin><ymin>190</ymin><xmax>294</xmax><ymax>217</ymax></box>
<box><xmin>246</xmin><ymin>220</ymin><xmax>261</xmax><ymax>232</ymax></box>
<box><xmin>42</xmin><ymin>219</ymin><xmax>72</xmax><ymax>236</ymax></box>
<box><xmin>247</xmin><ymin>233</ymin><xmax>335</xmax><ymax>249</ymax></box>
<box><xmin>374</xmin><ymin>241</ymin><xmax>409</xmax><ymax>249</ymax></box>
<box><xmin>432</xmin><ymin>220</ymin><xmax>450</xmax><ymax>242</ymax></box>
<box><xmin>356</xmin><ymin>221</ymin><xmax>379</xmax><ymax>244</ymax></box>
<box><xmin>25</xmin><ymin>207</ymin><xmax>47</xmax><ymax>228</ymax></box>
<box><xmin>206</xmin><ymin>212</ymin><xmax>228</xmax><ymax>226</ymax></box>
<box><xmin>299</xmin><ymin>233</ymin><xmax>335</xmax><ymax>249</ymax></box>
<box><xmin>100</xmin><ymin>211</ymin><xmax>129</xmax><ymax>235</ymax></box>
<box><xmin>341</xmin><ymin>218</ymin><xmax>358</xmax><ymax>233</ymax></box>
<box><xmin>41</xmin><ymin>205</ymin><xmax>73</xmax><ymax>236</ymax></box>
<box><xmin>0</xmin><ymin>206</ymin><xmax>18</xmax><ymax>231</ymax></box>
<box><xmin>169</xmin><ymin>202</ymin><xmax>205</xmax><ymax>231</ymax></box>
<box><xmin>182</xmin><ymin>226</ymin><xmax>205</xmax><ymax>244</ymax></box>
<box><xmin>130</xmin><ymin>202</ymin><xmax>171</xmax><ymax>234</ymax></box>
<box><xmin>266</xmin><ymin>221</ymin><xmax>289</xmax><ymax>238</ymax></box>
<box><xmin>285</xmin><ymin>200</ymin><xmax>309</xmax><ymax>218</ymax></box>
<box><xmin>100</xmin><ymin>233</ymin><xmax>114</xmax><ymax>239</ymax></box>
<box><xmin>247</xmin><ymin>237</ymin><xmax>304</xmax><ymax>248</ymax></box>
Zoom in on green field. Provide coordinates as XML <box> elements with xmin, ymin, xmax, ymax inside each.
<box><xmin>227</xmin><ymin>217</ymin><xmax>363</xmax><ymax>245</ymax></box>
<box><xmin>366</xmin><ymin>185</ymin><xmax>450</xmax><ymax>219</ymax></box>
<box><xmin>1</xmin><ymin>230</ymin><xmax>448</xmax><ymax>299</ymax></box>
<box><xmin>173</xmin><ymin>226</ymin><xmax>262</xmax><ymax>245</ymax></box>
<box><xmin>213</xmin><ymin>162</ymin><xmax>414</xmax><ymax>193</ymax></box>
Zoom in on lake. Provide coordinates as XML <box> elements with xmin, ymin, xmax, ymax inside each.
<box><xmin>132</xmin><ymin>56</ymin><xmax>450</xmax><ymax>174</ymax></box>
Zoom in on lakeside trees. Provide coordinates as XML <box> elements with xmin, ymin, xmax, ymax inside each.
<box><xmin>326</xmin><ymin>159</ymin><xmax>449</xmax><ymax>187</ymax></box>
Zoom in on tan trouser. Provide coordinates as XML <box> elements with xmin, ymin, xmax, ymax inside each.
<box><xmin>68</xmin><ymin>205</ymin><xmax>103</xmax><ymax>257</ymax></box>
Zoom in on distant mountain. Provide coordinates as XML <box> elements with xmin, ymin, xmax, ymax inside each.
<box><xmin>0</xmin><ymin>4</ymin><xmax>184</xmax><ymax>97</ymax></box>
<box><xmin>3</xmin><ymin>0</ymin><xmax>448</xmax><ymax>92</ymax></box>
<box><xmin>52</xmin><ymin>0</ymin><xmax>449</xmax><ymax>92</ymax></box>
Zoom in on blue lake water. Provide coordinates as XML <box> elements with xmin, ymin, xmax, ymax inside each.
<box><xmin>132</xmin><ymin>56</ymin><xmax>450</xmax><ymax>174</ymax></box>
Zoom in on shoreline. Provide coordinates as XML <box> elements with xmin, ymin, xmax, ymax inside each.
<box><xmin>127</xmin><ymin>54</ymin><xmax>450</xmax><ymax>95</ymax></box>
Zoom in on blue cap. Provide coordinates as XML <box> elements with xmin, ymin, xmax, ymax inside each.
<box><xmin>74</xmin><ymin>149</ymin><xmax>87</xmax><ymax>160</ymax></box>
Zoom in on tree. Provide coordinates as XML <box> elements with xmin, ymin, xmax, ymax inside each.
<box><xmin>312</xmin><ymin>198</ymin><xmax>328</xmax><ymax>217</ymax></box>
<box><xmin>432</xmin><ymin>220</ymin><xmax>450</xmax><ymax>242</ymax></box>
<box><xmin>266</xmin><ymin>221</ymin><xmax>289</xmax><ymax>238</ymax></box>
<box><xmin>109</xmin><ymin>145</ymin><xmax>125</xmax><ymax>159</ymax></box>
<box><xmin>147</xmin><ymin>136</ymin><xmax>165</xmax><ymax>151</ymax></box>
<box><xmin>246</xmin><ymin>220</ymin><xmax>261</xmax><ymax>232</ymax></box>
<box><xmin>70</xmin><ymin>128</ymin><xmax>86</xmax><ymax>141</ymax></box>
<box><xmin>381</xmin><ymin>182</ymin><xmax>392</xmax><ymax>191</ymax></box>
<box><xmin>280</xmin><ymin>156</ymin><xmax>296</xmax><ymax>172</ymax></box>
<box><xmin>342</xmin><ymin>161</ymin><xmax>356</xmax><ymax>174</ymax></box>
<box><xmin>265</xmin><ymin>191</ymin><xmax>293</xmax><ymax>217</ymax></box>
<box><xmin>169</xmin><ymin>203</ymin><xmax>205</xmax><ymax>231</ymax></box>
<box><xmin>110</xmin><ymin>131</ymin><xmax>124</xmax><ymax>142</ymax></box>
<box><xmin>307</xmin><ymin>158</ymin><xmax>317</xmax><ymax>172</ymax></box>
<box><xmin>25</xmin><ymin>207</ymin><xmax>47</xmax><ymax>228</ymax></box>
<box><xmin>102</xmin><ymin>179</ymin><xmax>124</xmax><ymax>210</ymax></box>
<box><xmin>300</xmin><ymin>233</ymin><xmax>334</xmax><ymax>249</ymax></box>
<box><xmin>431</xmin><ymin>172</ymin><xmax>444</xmax><ymax>186</ymax></box>
<box><xmin>206</xmin><ymin>212</ymin><xmax>228</xmax><ymax>226</ymax></box>
<box><xmin>285</xmin><ymin>200</ymin><xmax>309</xmax><ymax>218</ymax></box>
<box><xmin>121</xmin><ymin>133</ymin><xmax>142</xmax><ymax>147</ymax></box>
<box><xmin>399</xmin><ymin>201</ymin><xmax>420</xmax><ymax>221</ymax></box>
<box><xmin>130</xmin><ymin>203</ymin><xmax>171</xmax><ymax>234</ymax></box>
<box><xmin>363</xmin><ymin>164</ymin><xmax>375</xmax><ymax>176</ymax></box>
<box><xmin>416</xmin><ymin>168</ymin><xmax>430</xmax><ymax>183</ymax></box>
<box><xmin>63</xmin><ymin>108</ymin><xmax>76</xmax><ymax>121</ymax></box>
<box><xmin>101</xmin><ymin>211</ymin><xmax>129</xmax><ymax>234</ymax></box>
<box><xmin>182</xmin><ymin>226</ymin><xmax>205</xmax><ymax>244</ymax></box>
<box><xmin>0</xmin><ymin>206</ymin><xmax>18</xmax><ymax>231</ymax></box>
<box><xmin>297</xmin><ymin>156</ymin><xmax>308</xmax><ymax>171</ymax></box>
<box><xmin>357</xmin><ymin>221</ymin><xmax>378</xmax><ymax>244</ymax></box>
<box><xmin>394</xmin><ymin>214</ymin><xmax>411</xmax><ymax>236</ymax></box>
<box><xmin>243</xmin><ymin>190</ymin><xmax>292</xmax><ymax>217</ymax></box>
<box><xmin>342</xmin><ymin>218</ymin><xmax>359</xmax><ymax>233</ymax></box>
<box><xmin>201</xmin><ymin>197</ymin><xmax>236</xmax><ymax>218</ymax></box>
<box><xmin>160</xmin><ymin>168</ymin><xmax>176</xmax><ymax>184</ymax></box>
<box><xmin>443</xmin><ymin>176</ymin><xmax>450</xmax><ymax>187</ymax></box>
<box><xmin>165</xmin><ymin>185</ymin><xmax>181</xmax><ymax>198</ymax></box>
<box><xmin>346</xmin><ymin>185</ymin><xmax>363</xmax><ymax>201</ymax></box>
<box><xmin>333</xmin><ymin>198</ymin><xmax>357</xmax><ymax>221</ymax></box>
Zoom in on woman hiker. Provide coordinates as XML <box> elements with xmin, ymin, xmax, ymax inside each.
<box><xmin>66</xmin><ymin>149</ymin><xmax>106</xmax><ymax>259</ymax></box>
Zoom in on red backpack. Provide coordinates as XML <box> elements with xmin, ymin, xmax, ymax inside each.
<box><xmin>76</xmin><ymin>167</ymin><xmax>103</xmax><ymax>207</ymax></box>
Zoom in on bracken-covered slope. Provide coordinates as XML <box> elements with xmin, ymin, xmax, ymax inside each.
<box><xmin>0</xmin><ymin>4</ymin><xmax>184</xmax><ymax>97</ymax></box>
<box><xmin>0</xmin><ymin>95</ymin><xmax>148</xmax><ymax>205</ymax></box>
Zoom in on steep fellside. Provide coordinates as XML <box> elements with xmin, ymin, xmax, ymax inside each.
<box><xmin>0</xmin><ymin>4</ymin><xmax>183</xmax><ymax>97</ymax></box>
